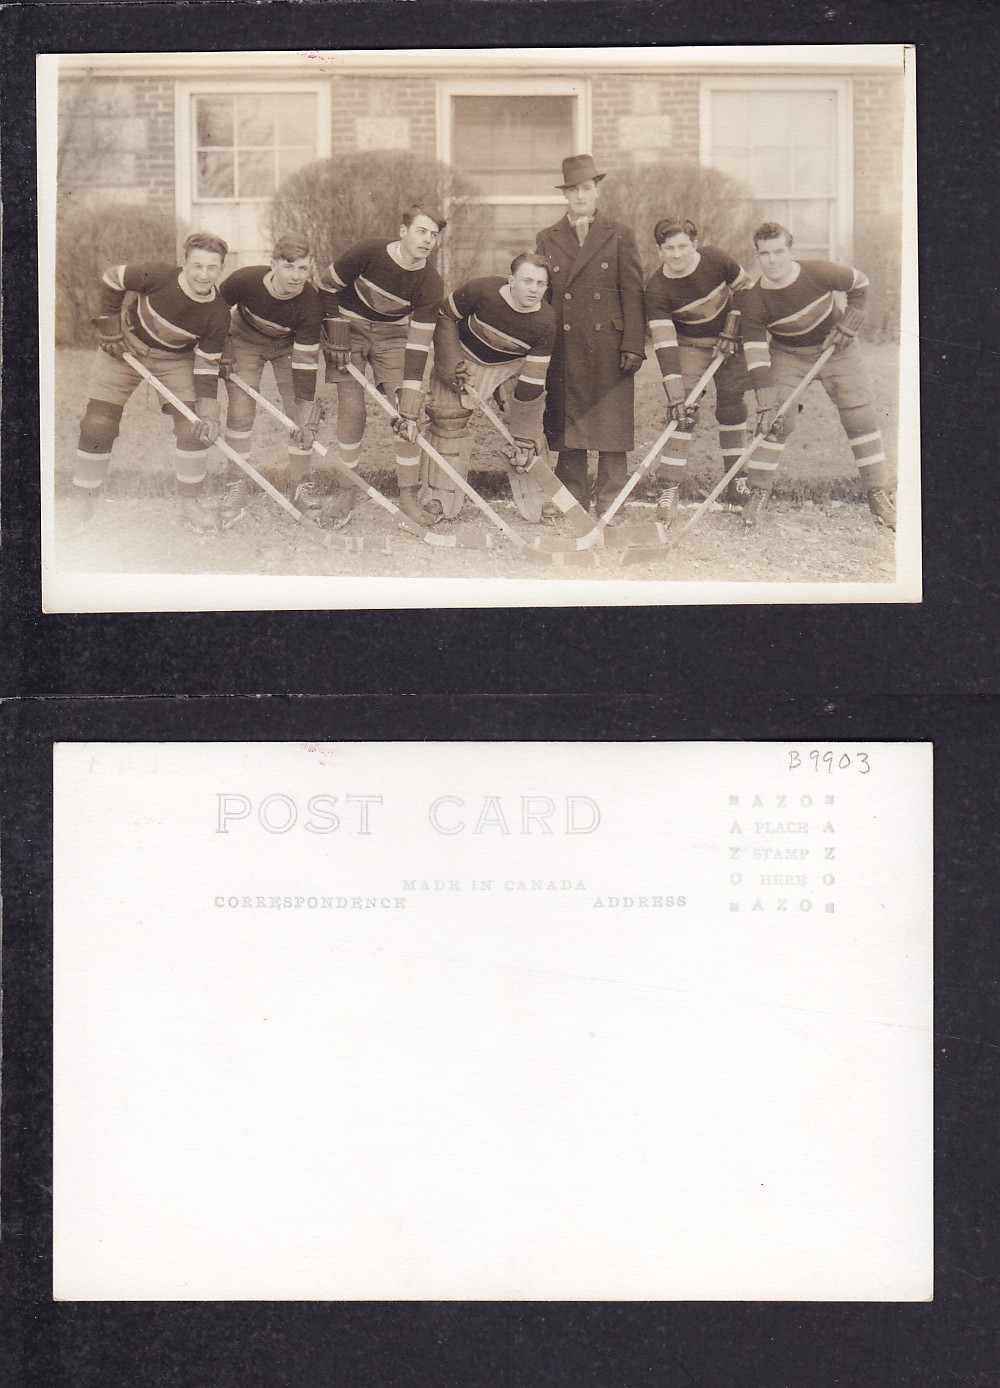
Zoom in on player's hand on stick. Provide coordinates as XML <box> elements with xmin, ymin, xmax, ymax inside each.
<box><xmin>291</xmin><ymin>399</ymin><xmax>324</xmax><ymax>451</ymax></box>
<box><xmin>93</xmin><ymin>314</ymin><xmax>128</xmax><ymax>360</ymax></box>
<box><xmin>218</xmin><ymin>337</ymin><xmax>235</xmax><ymax>380</ymax></box>
<box><xmin>322</xmin><ymin>318</ymin><xmax>352</xmax><ymax>379</ymax></box>
<box><xmin>507</xmin><ymin>437</ymin><xmax>537</xmax><ymax>473</ymax></box>
<box><xmin>619</xmin><ymin>350</ymin><xmax>644</xmax><ymax>376</ymax></box>
<box><xmin>823</xmin><ymin>305</ymin><xmax>864</xmax><ymax>353</ymax></box>
<box><xmin>193</xmin><ymin>398</ymin><xmax>221</xmax><ymax>444</ymax></box>
<box><xmin>391</xmin><ymin>385</ymin><xmax>422</xmax><ymax>443</ymax></box>
<box><xmin>754</xmin><ymin>387</ymin><xmax>785</xmax><ymax>440</ymax></box>
<box><xmin>715</xmin><ymin>308</ymin><xmax>741</xmax><ymax>359</ymax></box>
<box><xmin>453</xmin><ymin>358</ymin><xmax>472</xmax><ymax>389</ymax></box>
<box><xmin>663</xmin><ymin>375</ymin><xmax>688</xmax><ymax>426</ymax></box>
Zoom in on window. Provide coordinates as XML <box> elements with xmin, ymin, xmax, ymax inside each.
<box><xmin>439</xmin><ymin>80</ymin><xmax>590</xmax><ymax>275</ymax></box>
<box><xmin>701</xmin><ymin>78</ymin><xmax>852</xmax><ymax>261</ymax></box>
<box><xmin>194</xmin><ymin>92</ymin><xmax>318</xmax><ymax>201</ymax></box>
<box><xmin>177</xmin><ymin>82</ymin><xmax>330</xmax><ymax>266</ymax></box>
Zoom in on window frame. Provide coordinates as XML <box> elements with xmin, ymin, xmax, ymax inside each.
<box><xmin>436</xmin><ymin>77</ymin><xmax>591</xmax><ymax>272</ymax></box>
<box><xmin>698</xmin><ymin>75</ymin><xmax>854</xmax><ymax>262</ymax></box>
<box><xmin>175</xmin><ymin>79</ymin><xmax>332</xmax><ymax>221</ymax></box>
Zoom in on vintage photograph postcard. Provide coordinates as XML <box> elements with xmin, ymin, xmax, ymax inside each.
<box><xmin>38</xmin><ymin>44</ymin><xmax>918</xmax><ymax>611</ymax></box>
<box><xmin>54</xmin><ymin>740</ymin><xmax>932</xmax><ymax>1301</ymax></box>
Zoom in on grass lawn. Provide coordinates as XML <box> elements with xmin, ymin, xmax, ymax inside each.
<box><xmin>51</xmin><ymin>342</ymin><xmax>900</xmax><ymax>585</ymax></box>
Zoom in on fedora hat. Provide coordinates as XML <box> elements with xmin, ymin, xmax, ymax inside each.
<box><xmin>557</xmin><ymin>154</ymin><xmax>606</xmax><ymax>189</ymax></box>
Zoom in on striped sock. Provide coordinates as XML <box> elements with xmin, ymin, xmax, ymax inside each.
<box><xmin>657</xmin><ymin>426</ymin><xmax>692</xmax><ymax>488</ymax></box>
<box><xmin>744</xmin><ymin>435</ymin><xmax>785</xmax><ymax>494</ymax></box>
<box><xmin>848</xmin><ymin>429</ymin><xmax>888</xmax><ymax>490</ymax></box>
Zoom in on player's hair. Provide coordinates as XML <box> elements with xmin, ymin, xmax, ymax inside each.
<box><xmin>183</xmin><ymin>231</ymin><xmax>229</xmax><ymax>262</ymax></box>
<box><xmin>653</xmin><ymin>218</ymin><xmax>698</xmax><ymax>245</ymax></box>
<box><xmin>401</xmin><ymin>203</ymin><xmax>448</xmax><ymax>233</ymax></box>
<box><xmin>753</xmin><ymin>221</ymin><xmax>794</xmax><ymax>248</ymax></box>
<box><xmin>509</xmin><ymin>251</ymin><xmax>550</xmax><ymax>279</ymax></box>
<box><xmin>272</xmin><ymin>234</ymin><xmax>311</xmax><ymax>263</ymax></box>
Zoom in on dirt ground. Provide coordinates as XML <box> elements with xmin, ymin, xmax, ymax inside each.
<box><xmin>52</xmin><ymin>343</ymin><xmax>900</xmax><ymax>585</ymax></box>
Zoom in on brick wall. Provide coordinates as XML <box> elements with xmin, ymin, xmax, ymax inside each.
<box><xmin>852</xmin><ymin>73</ymin><xmax>904</xmax><ymax>334</ymax></box>
<box><xmin>328</xmin><ymin>75</ymin><xmax>437</xmax><ymax>157</ymax></box>
<box><xmin>591</xmin><ymin>74</ymin><xmax>701</xmax><ymax>167</ymax></box>
<box><xmin>58</xmin><ymin>76</ymin><xmax>175</xmax><ymax>208</ymax></box>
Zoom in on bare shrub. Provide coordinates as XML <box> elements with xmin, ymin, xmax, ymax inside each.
<box><xmin>56</xmin><ymin>198</ymin><xmax>184</xmax><ymax>345</ymax></box>
<box><xmin>599</xmin><ymin>160</ymin><xmax>757</xmax><ymax>277</ymax></box>
<box><xmin>266</xmin><ymin>153</ymin><xmax>489</xmax><ymax>284</ymax></box>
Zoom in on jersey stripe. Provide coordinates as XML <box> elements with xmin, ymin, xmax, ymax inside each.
<box><xmin>768</xmin><ymin>292</ymin><xmax>836</xmax><ymax>338</ymax></box>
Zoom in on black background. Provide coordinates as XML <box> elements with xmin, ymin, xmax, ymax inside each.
<box><xmin>2</xmin><ymin>2</ymin><xmax>998</xmax><ymax>1385</ymax></box>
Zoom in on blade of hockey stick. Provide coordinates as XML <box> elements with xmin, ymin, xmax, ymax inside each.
<box><xmin>530</xmin><ymin>351</ymin><xmax>727</xmax><ymax>553</ymax></box>
<box><xmin>463</xmin><ymin>383</ymin><xmax>594</xmax><ymax>537</ymax></box>
<box><xmin>345</xmin><ymin>361</ymin><xmax>533</xmax><ymax>551</ymax></box>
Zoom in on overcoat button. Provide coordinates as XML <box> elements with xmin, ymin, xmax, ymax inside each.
<box><xmin>594</xmin><ymin>293</ymin><xmax>601</xmax><ymax>300</ymax></box>
<box><xmin>564</xmin><ymin>292</ymin><xmax>572</xmax><ymax>300</ymax></box>
<box><xmin>601</xmin><ymin>261</ymin><xmax>609</xmax><ymax>269</ymax></box>
<box><xmin>563</xmin><ymin>323</ymin><xmax>571</xmax><ymax>331</ymax></box>
<box><xmin>595</xmin><ymin>323</ymin><xmax>602</xmax><ymax>331</ymax></box>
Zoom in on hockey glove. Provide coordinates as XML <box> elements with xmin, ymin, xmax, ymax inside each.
<box><xmin>619</xmin><ymin>350</ymin><xmax>644</xmax><ymax>376</ymax></box>
<box><xmin>391</xmin><ymin>385</ymin><xmax>423</xmax><ymax>443</ymax></box>
<box><xmin>322</xmin><ymin>318</ymin><xmax>352</xmax><ymax>380</ymax></box>
<box><xmin>754</xmin><ymin>387</ymin><xmax>785</xmax><ymax>441</ymax></box>
<box><xmin>507</xmin><ymin>437</ymin><xmax>537</xmax><ymax>473</ymax></box>
<box><xmin>663</xmin><ymin>375</ymin><xmax>688</xmax><ymax>426</ymax></box>
<box><xmin>93</xmin><ymin>313</ymin><xmax>128</xmax><ymax>360</ymax></box>
<box><xmin>218</xmin><ymin>337</ymin><xmax>235</xmax><ymax>380</ymax></box>
<box><xmin>291</xmin><ymin>398</ymin><xmax>324</xmax><ymax>451</ymax></box>
<box><xmin>824</xmin><ymin>304</ymin><xmax>864</xmax><ymax>352</ymax></box>
<box><xmin>715</xmin><ymin>308</ymin><xmax>741</xmax><ymax>359</ymax></box>
<box><xmin>193</xmin><ymin>397</ymin><xmax>221</xmax><ymax>445</ymax></box>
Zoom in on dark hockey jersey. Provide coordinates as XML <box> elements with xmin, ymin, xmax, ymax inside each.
<box><xmin>101</xmin><ymin>262</ymin><xmax>231</xmax><ymax>398</ymax></box>
<box><xmin>739</xmin><ymin>260</ymin><xmax>869</xmax><ymax>385</ymax></box>
<box><xmin>441</xmin><ymin>276</ymin><xmax>555</xmax><ymax>401</ymax></box>
<box><xmin>319</xmin><ymin>239</ymin><xmax>444</xmax><ymax>390</ymax></box>
<box><xmin>644</xmin><ymin>246</ymin><xmax>752</xmax><ymax>388</ymax></box>
<box><xmin>220</xmin><ymin>266</ymin><xmax>322</xmax><ymax>400</ymax></box>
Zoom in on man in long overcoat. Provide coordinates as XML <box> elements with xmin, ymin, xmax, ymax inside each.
<box><xmin>536</xmin><ymin>154</ymin><xmax>646</xmax><ymax>514</ymax></box>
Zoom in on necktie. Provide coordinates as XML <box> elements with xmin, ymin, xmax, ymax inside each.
<box><xmin>572</xmin><ymin>218</ymin><xmax>591</xmax><ymax>246</ymax></box>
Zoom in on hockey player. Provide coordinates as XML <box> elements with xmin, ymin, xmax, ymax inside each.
<box><xmin>421</xmin><ymin>252</ymin><xmax>556</xmax><ymax>520</ymax></box>
<box><xmin>67</xmin><ymin>232</ymin><xmax>231</xmax><ymax>531</ymax></box>
<box><xmin>738</xmin><ymin>221</ymin><xmax>896</xmax><ymax>531</ymax></box>
<box><xmin>217</xmin><ymin>235</ymin><xmax>323</xmax><ymax>526</ymax></box>
<box><xmin>645</xmin><ymin>218</ymin><xmax>756</xmax><ymax>523</ymax></box>
<box><xmin>318</xmin><ymin>205</ymin><xmax>446</xmax><ymax>528</ymax></box>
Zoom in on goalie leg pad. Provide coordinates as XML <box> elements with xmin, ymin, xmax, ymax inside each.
<box><xmin>423</xmin><ymin>391</ymin><xmax>473</xmax><ymax>520</ymax></box>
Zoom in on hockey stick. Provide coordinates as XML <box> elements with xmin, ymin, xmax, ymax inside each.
<box><xmin>620</xmin><ymin>342</ymin><xmax>837</xmax><ymax>565</ymax></box>
<box><xmin>123</xmin><ymin>353</ymin><xmax>365</xmax><ymax>552</ymax></box>
<box><xmin>463</xmin><ymin>382</ymin><xmax>594</xmax><ymax>537</ymax></box>
<box><xmin>530</xmin><ymin>350</ymin><xmax>727</xmax><ymax>554</ymax></box>
<box><xmin>228</xmin><ymin>372</ymin><xmax>489</xmax><ymax>551</ymax></box>
<box><xmin>345</xmin><ymin>360</ymin><xmax>590</xmax><ymax>565</ymax></box>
